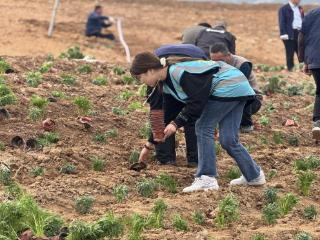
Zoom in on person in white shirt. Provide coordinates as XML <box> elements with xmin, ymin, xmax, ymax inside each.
<box><xmin>278</xmin><ymin>0</ymin><xmax>304</xmax><ymax>71</ymax></box>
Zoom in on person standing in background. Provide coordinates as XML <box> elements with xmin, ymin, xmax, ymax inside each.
<box><xmin>182</xmin><ymin>23</ymin><xmax>212</xmax><ymax>45</ymax></box>
<box><xmin>298</xmin><ymin>6</ymin><xmax>320</xmax><ymax>140</ymax></box>
<box><xmin>278</xmin><ymin>0</ymin><xmax>304</xmax><ymax>71</ymax></box>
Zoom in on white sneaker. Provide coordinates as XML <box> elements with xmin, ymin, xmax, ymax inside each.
<box><xmin>183</xmin><ymin>175</ymin><xmax>219</xmax><ymax>193</ymax></box>
<box><xmin>312</xmin><ymin>121</ymin><xmax>320</xmax><ymax>140</ymax></box>
<box><xmin>230</xmin><ymin>171</ymin><xmax>266</xmax><ymax>186</ymax></box>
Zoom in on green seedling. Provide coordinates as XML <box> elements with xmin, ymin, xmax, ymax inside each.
<box><xmin>192</xmin><ymin>210</ymin><xmax>205</xmax><ymax>225</ymax></box>
<box><xmin>138</xmin><ymin>84</ymin><xmax>147</xmax><ymax>97</ymax></box>
<box><xmin>264</xmin><ymin>187</ymin><xmax>278</xmax><ymax>204</ymax></box>
<box><xmin>95</xmin><ymin>212</ymin><xmax>124</xmax><ymax>239</ymax></box>
<box><xmin>156</xmin><ymin>173</ymin><xmax>177</xmax><ymax>193</ymax></box>
<box><xmin>51</xmin><ymin>90</ymin><xmax>65</xmax><ymax>98</ymax></box>
<box><xmin>0</xmin><ymin>84</ymin><xmax>16</xmax><ymax>106</ymax></box>
<box><xmin>226</xmin><ymin>166</ymin><xmax>241</xmax><ymax>180</ymax></box>
<box><xmin>67</xmin><ymin>220</ymin><xmax>100</xmax><ymax>240</ymax></box>
<box><xmin>139</xmin><ymin>122</ymin><xmax>151</xmax><ymax>139</ymax></box>
<box><xmin>272</xmin><ymin>132</ymin><xmax>283</xmax><ymax>145</ymax></box>
<box><xmin>262</xmin><ymin>75</ymin><xmax>285</xmax><ymax>94</ymax></box>
<box><xmin>259</xmin><ymin>116</ymin><xmax>270</xmax><ymax>126</ymax></box>
<box><xmin>74</xmin><ymin>96</ymin><xmax>91</xmax><ymax>115</ymax></box>
<box><xmin>92</xmin><ymin>75</ymin><xmax>108</xmax><ymax>86</ymax></box>
<box><xmin>262</xmin><ymin>202</ymin><xmax>280</xmax><ymax>224</ymax></box>
<box><xmin>30</xmin><ymin>167</ymin><xmax>44</xmax><ymax>177</ymax></box>
<box><xmin>128</xmin><ymin>214</ymin><xmax>145</xmax><ymax>240</ymax></box>
<box><xmin>267</xmin><ymin>169</ymin><xmax>278</xmax><ymax>179</ymax></box>
<box><xmin>43</xmin><ymin>215</ymin><xmax>64</xmax><ymax>237</ymax></box>
<box><xmin>37</xmin><ymin>132</ymin><xmax>59</xmax><ymax>146</ymax></box>
<box><xmin>61</xmin><ymin>73</ymin><xmax>76</xmax><ymax>85</ymax></box>
<box><xmin>129</xmin><ymin>150</ymin><xmax>140</xmax><ymax>164</ymax></box>
<box><xmin>118</xmin><ymin>90</ymin><xmax>134</xmax><ymax>101</ymax></box>
<box><xmin>215</xmin><ymin>194</ymin><xmax>239</xmax><ymax>228</ymax></box>
<box><xmin>287</xmin><ymin>85</ymin><xmax>304</xmax><ymax>97</ymax></box>
<box><xmin>78</xmin><ymin>64</ymin><xmax>92</xmax><ymax>74</ymax></box>
<box><xmin>305</xmin><ymin>83</ymin><xmax>316</xmax><ymax>96</ymax></box>
<box><xmin>0</xmin><ymin>58</ymin><xmax>12</xmax><ymax>74</ymax></box>
<box><xmin>90</xmin><ymin>156</ymin><xmax>106</xmax><ymax>172</ymax></box>
<box><xmin>137</xmin><ymin>179</ymin><xmax>157</xmax><ymax>198</ymax></box>
<box><xmin>278</xmin><ymin>193</ymin><xmax>298</xmax><ymax>215</ymax></box>
<box><xmin>30</xmin><ymin>95</ymin><xmax>48</xmax><ymax>109</ymax></box>
<box><xmin>59</xmin><ymin>163</ymin><xmax>76</xmax><ymax>174</ymax></box>
<box><xmin>0</xmin><ymin>165</ymin><xmax>11</xmax><ymax>186</ymax></box>
<box><xmin>294</xmin><ymin>156</ymin><xmax>320</xmax><ymax>171</ymax></box>
<box><xmin>113</xmin><ymin>66</ymin><xmax>126</xmax><ymax>75</ymax></box>
<box><xmin>303</xmin><ymin>205</ymin><xmax>317</xmax><ymax>220</ymax></box>
<box><xmin>297</xmin><ymin>171</ymin><xmax>316</xmax><ymax>196</ymax></box>
<box><xmin>106</xmin><ymin>128</ymin><xmax>118</xmax><ymax>138</ymax></box>
<box><xmin>128</xmin><ymin>102</ymin><xmax>143</xmax><ymax>111</ymax></box>
<box><xmin>60</xmin><ymin>46</ymin><xmax>84</xmax><ymax>59</ymax></box>
<box><xmin>172</xmin><ymin>214</ymin><xmax>188</xmax><ymax>232</ymax></box>
<box><xmin>93</xmin><ymin>133</ymin><xmax>106</xmax><ymax>143</ymax></box>
<box><xmin>46</xmin><ymin>54</ymin><xmax>54</xmax><ymax>61</ymax></box>
<box><xmin>251</xmin><ymin>234</ymin><xmax>267</xmax><ymax>240</ymax></box>
<box><xmin>0</xmin><ymin>199</ymin><xmax>26</xmax><ymax>234</ymax></box>
<box><xmin>0</xmin><ymin>141</ymin><xmax>5</xmax><ymax>151</ymax></box>
<box><xmin>75</xmin><ymin>196</ymin><xmax>94</xmax><ymax>214</ymax></box>
<box><xmin>122</xmin><ymin>75</ymin><xmax>136</xmax><ymax>85</ymax></box>
<box><xmin>39</xmin><ymin>61</ymin><xmax>53</xmax><ymax>73</ymax></box>
<box><xmin>28</xmin><ymin>107</ymin><xmax>43</xmax><ymax>121</ymax></box>
<box><xmin>0</xmin><ymin>75</ymin><xmax>5</xmax><ymax>84</ymax></box>
<box><xmin>265</xmin><ymin>103</ymin><xmax>275</xmax><ymax>113</ymax></box>
<box><xmin>259</xmin><ymin>136</ymin><xmax>269</xmax><ymax>145</ymax></box>
<box><xmin>295</xmin><ymin>232</ymin><xmax>313</xmax><ymax>240</ymax></box>
<box><xmin>146</xmin><ymin>199</ymin><xmax>167</xmax><ymax>229</ymax></box>
<box><xmin>26</xmin><ymin>71</ymin><xmax>42</xmax><ymax>87</ymax></box>
<box><xmin>113</xmin><ymin>184</ymin><xmax>129</xmax><ymax>203</ymax></box>
<box><xmin>112</xmin><ymin>107</ymin><xmax>127</xmax><ymax>116</ymax></box>
<box><xmin>5</xmin><ymin>182</ymin><xmax>24</xmax><ymax>200</ymax></box>
<box><xmin>288</xmin><ymin>134</ymin><xmax>299</xmax><ymax>146</ymax></box>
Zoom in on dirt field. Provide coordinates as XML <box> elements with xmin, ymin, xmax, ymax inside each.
<box><xmin>0</xmin><ymin>0</ymin><xmax>320</xmax><ymax>240</ymax></box>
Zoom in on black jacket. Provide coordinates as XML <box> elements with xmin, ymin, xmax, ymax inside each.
<box><xmin>278</xmin><ymin>3</ymin><xmax>304</xmax><ymax>39</ymax></box>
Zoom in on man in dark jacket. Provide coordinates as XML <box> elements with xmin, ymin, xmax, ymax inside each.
<box><xmin>85</xmin><ymin>5</ymin><xmax>115</xmax><ymax>40</ymax></box>
<box><xmin>278</xmin><ymin>0</ymin><xmax>304</xmax><ymax>71</ymax></box>
<box><xmin>298</xmin><ymin>7</ymin><xmax>320</xmax><ymax>140</ymax></box>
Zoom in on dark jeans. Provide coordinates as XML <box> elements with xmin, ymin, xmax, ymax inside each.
<box><xmin>241</xmin><ymin>98</ymin><xmax>262</xmax><ymax>127</ymax></box>
<box><xmin>282</xmin><ymin>29</ymin><xmax>299</xmax><ymax>71</ymax></box>
<box><xmin>155</xmin><ymin>94</ymin><xmax>198</xmax><ymax>164</ymax></box>
<box><xmin>86</xmin><ymin>32</ymin><xmax>115</xmax><ymax>40</ymax></box>
<box><xmin>311</xmin><ymin>69</ymin><xmax>320</xmax><ymax>122</ymax></box>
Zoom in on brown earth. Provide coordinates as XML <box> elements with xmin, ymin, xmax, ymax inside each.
<box><xmin>0</xmin><ymin>0</ymin><xmax>320</xmax><ymax>240</ymax></box>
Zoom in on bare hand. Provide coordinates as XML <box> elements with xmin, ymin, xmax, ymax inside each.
<box><xmin>139</xmin><ymin>147</ymin><xmax>149</xmax><ymax>163</ymax></box>
<box><xmin>164</xmin><ymin>123</ymin><xmax>177</xmax><ymax>139</ymax></box>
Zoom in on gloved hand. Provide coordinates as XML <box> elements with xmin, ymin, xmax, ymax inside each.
<box><xmin>280</xmin><ymin>34</ymin><xmax>289</xmax><ymax>40</ymax></box>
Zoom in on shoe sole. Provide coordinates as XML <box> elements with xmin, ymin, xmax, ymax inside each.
<box><xmin>312</xmin><ymin>127</ymin><xmax>320</xmax><ymax>140</ymax></box>
<box><xmin>183</xmin><ymin>186</ymin><xmax>219</xmax><ymax>193</ymax></box>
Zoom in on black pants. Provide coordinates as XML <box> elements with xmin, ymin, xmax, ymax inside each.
<box><xmin>282</xmin><ymin>30</ymin><xmax>299</xmax><ymax>71</ymax></box>
<box><xmin>155</xmin><ymin>94</ymin><xmax>198</xmax><ymax>164</ymax></box>
<box><xmin>240</xmin><ymin>98</ymin><xmax>262</xmax><ymax>127</ymax></box>
<box><xmin>86</xmin><ymin>32</ymin><xmax>115</xmax><ymax>40</ymax></box>
<box><xmin>311</xmin><ymin>69</ymin><xmax>320</xmax><ymax>122</ymax></box>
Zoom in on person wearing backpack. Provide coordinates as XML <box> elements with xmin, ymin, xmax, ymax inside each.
<box><xmin>138</xmin><ymin>44</ymin><xmax>207</xmax><ymax>167</ymax></box>
<box><xmin>130</xmin><ymin>52</ymin><xmax>266</xmax><ymax>192</ymax></box>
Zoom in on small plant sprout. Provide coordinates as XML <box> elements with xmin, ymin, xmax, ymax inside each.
<box><xmin>259</xmin><ymin>116</ymin><xmax>270</xmax><ymax>126</ymax></box>
<box><xmin>128</xmin><ymin>214</ymin><xmax>145</xmax><ymax>240</ymax></box>
<box><xmin>39</xmin><ymin>61</ymin><xmax>53</xmax><ymax>73</ymax></box>
<box><xmin>0</xmin><ymin>164</ymin><xmax>11</xmax><ymax>186</ymax></box>
<box><xmin>61</xmin><ymin>73</ymin><xmax>77</xmax><ymax>85</ymax></box>
<box><xmin>262</xmin><ymin>202</ymin><xmax>280</xmax><ymax>224</ymax></box>
<box><xmin>75</xmin><ymin>195</ymin><xmax>94</xmax><ymax>214</ymax></box>
<box><xmin>288</xmin><ymin>134</ymin><xmax>299</xmax><ymax>146</ymax></box>
<box><xmin>112</xmin><ymin>107</ymin><xmax>127</xmax><ymax>116</ymax></box>
<box><xmin>113</xmin><ymin>66</ymin><xmax>126</xmax><ymax>75</ymax></box>
<box><xmin>294</xmin><ymin>156</ymin><xmax>320</xmax><ymax>171</ymax></box>
<box><xmin>95</xmin><ymin>212</ymin><xmax>124</xmax><ymax>239</ymax></box>
<box><xmin>278</xmin><ymin>193</ymin><xmax>298</xmax><ymax>216</ymax></box>
<box><xmin>192</xmin><ymin>210</ymin><xmax>205</xmax><ymax>225</ymax></box>
<box><xmin>73</xmin><ymin>96</ymin><xmax>91</xmax><ymax>115</ymax></box>
<box><xmin>129</xmin><ymin>150</ymin><xmax>140</xmax><ymax>164</ymax></box>
<box><xmin>60</xmin><ymin>163</ymin><xmax>76</xmax><ymax>174</ymax></box>
<box><xmin>67</xmin><ymin>220</ymin><xmax>99</xmax><ymax>240</ymax></box>
<box><xmin>90</xmin><ymin>156</ymin><xmax>106</xmax><ymax>172</ymax></box>
<box><xmin>5</xmin><ymin>181</ymin><xmax>24</xmax><ymax>199</ymax></box>
<box><xmin>297</xmin><ymin>171</ymin><xmax>316</xmax><ymax>196</ymax></box>
<box><xmin>0</xmin><ymin>141</ymin><xmax>5</xmax><ymax>151</ymax></box>
<box><xmin>43</xmin><ymin>215</ymin><xmax>64</xmax><ymax>237</ymax></box>
<box><xmin>51</xmin><ymin>90</ymin><xmax>65</xmax><ymax>98</ymax></box>
<box><xmin>226</xmin><ymin>166</ymin><xmax>241</xmax><ymax>180</ymax></box>
<box><xmin>303</xmin><ymin>205</ymin><xmax>317</xmax><ymax>220</ymax></box>
<box><xmin>267</xmin><ymin>169</ymin><xmax>278</xmax><ymax>179</ymax></box>
<box><xmin>139</xmin><ymin>122</ymin><xmax>151</xmax><ymax>139</ymax></box>
<box><xmin>138</xmin><ymin>84</ymin><xmax>147</xmax><ymax>97</ymax></box>
<box><xmin>146</xmin><ymin>199</ymin><xmax>168</xmax><ymax>228</ymax></box>
<box><xmin>172</xmin><ymin>214</ymin><xmax>188</xmax><ymax>232</ymax></box>
<box><xmin>26</xmin><ymin>71</ymin><xmax>42</xmax><ymax>87</ymax></box>
<box><xmin>92</xmin><ymin>75</ymin><xmax>108</xmax><ymax>86</ymax></box>
<box><xmin>251</xmin><ymin>234</ymin><xmax>267</xmax><ymax>240</ymax></box>
<box><xmin>128</xmin><ymin>101</ymin><xmax>143</xmax><ymax>111</ymax></box>
<box><xmin>295</xmin><ymin>232</ymin><xmax>313</xmax><ymax>240</ymax></box>
<box><xmin>28</xmin><ymin>107</ymin><xmax>44</xmax><ymax>121</ymax></box>
<box><xmin>122</xmin><ymin>75</ymin><xmax>136</xmax><ymax>85</ymax></box>
<box><xmin>136</xmin><ymin>179</ymin><xmax>158</xmax><ymax>198</ymax></box>
<box><xmin>30</xmin><ymin>95</ymin><xmax>48</xmax><ymax>109</ymax></box>
<box><xmin>78</xmin><ymin>64</ymin><xmax>92</xmax><ymax>74</ymax></box>
<box><xmin>287</xmin><ymin>85</ymin><xmax>304</xmax><ymax>97</ymax></box>
<box><xmin>0</xmin><ymin>58</ymin><xmax>12</xmax><ymax>74</ymax></box>
<box><xmin>264</xmin><ymin>187</ymin><xmax>278</xmax><ymax>204</ymax></box>
<box><xmin>215</xmin><ymin>193</ymin><xmax>239</xmax><ymax>228</ymax></box>
<box><xmin>156</xmin><ymin>172</ymin><xmax>178</xmax><ymax>193</ymax></box>
<box><xmin>118</xmin><ymin>90</ymin><xmax>134</xmax><ymax>101</ymax></box>
<box><xmin>262</xmin><ymin>75</ymin><xmax>285</xmax><ymax>94</ymax></box>
<box><xmin>272</xmin><ymin>132</ymin><xmax>283</xmax><ymax>145</ymax></box>
<box><xmin>30</xmin><ymin>167</ymin><xmax>44</xmax><ymax>177</ymax></box>
<box><xmin>93</xmin><ymin>133</ymin><xmax>107</xmax><ymax>143</ymax></box>
<box><xmin>106</xmin><ymin>128</ymin><xmax>118</xmax><ymax>138</ymax></box>
<box><xmin>0</xmin><ymin>84</ymin><xmax>16</xmax><ymax>106</ymax></box>
<box><xmin>113</xmin><ymin>184</ymin><xmax>129</xmax><ymax>203</ymax></box>
<box><xmin>37</xmin><ymin>132</ymin><xmax>59</xmax><ymax>146</ymax></box>
<box><xmin>60</xmin><ymin>46</ymin><xmax>85</xmax><ymax>59</ymax></box>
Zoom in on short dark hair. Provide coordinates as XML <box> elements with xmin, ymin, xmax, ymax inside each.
<box><xmin>198</xmin><ymin>22</ymin><xmax>212</xmax><ymax>28</ymax></box>
<box><xmin>95</xmin><ymin>5</ymin><xmax>102</xmax><ymax>11</ymax></box>
<box><xmin>210</xmin><ymin>42</ymin><xmax>230</xmax><ymax>55</ymax></box>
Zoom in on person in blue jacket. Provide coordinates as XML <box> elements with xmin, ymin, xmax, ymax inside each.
<box><xmin>85</xmin><ymin>5</ymin><xmax>115</xmax><ymax>40</ymax></box>
<box><xmin>130</xmin><ymin>52</ymin><xmax>266</xmax><ymax>192</ymax></box>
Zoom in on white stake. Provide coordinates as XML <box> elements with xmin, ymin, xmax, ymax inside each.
<box><xmin>48</xmin><ymin>0</ymin><xmax>61</xmax><ymax>37</ymax></box>
<box><xmin>116</xmin><ymin>18</ymin><xmax>131</xmax><ymax>63</ymax></box>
